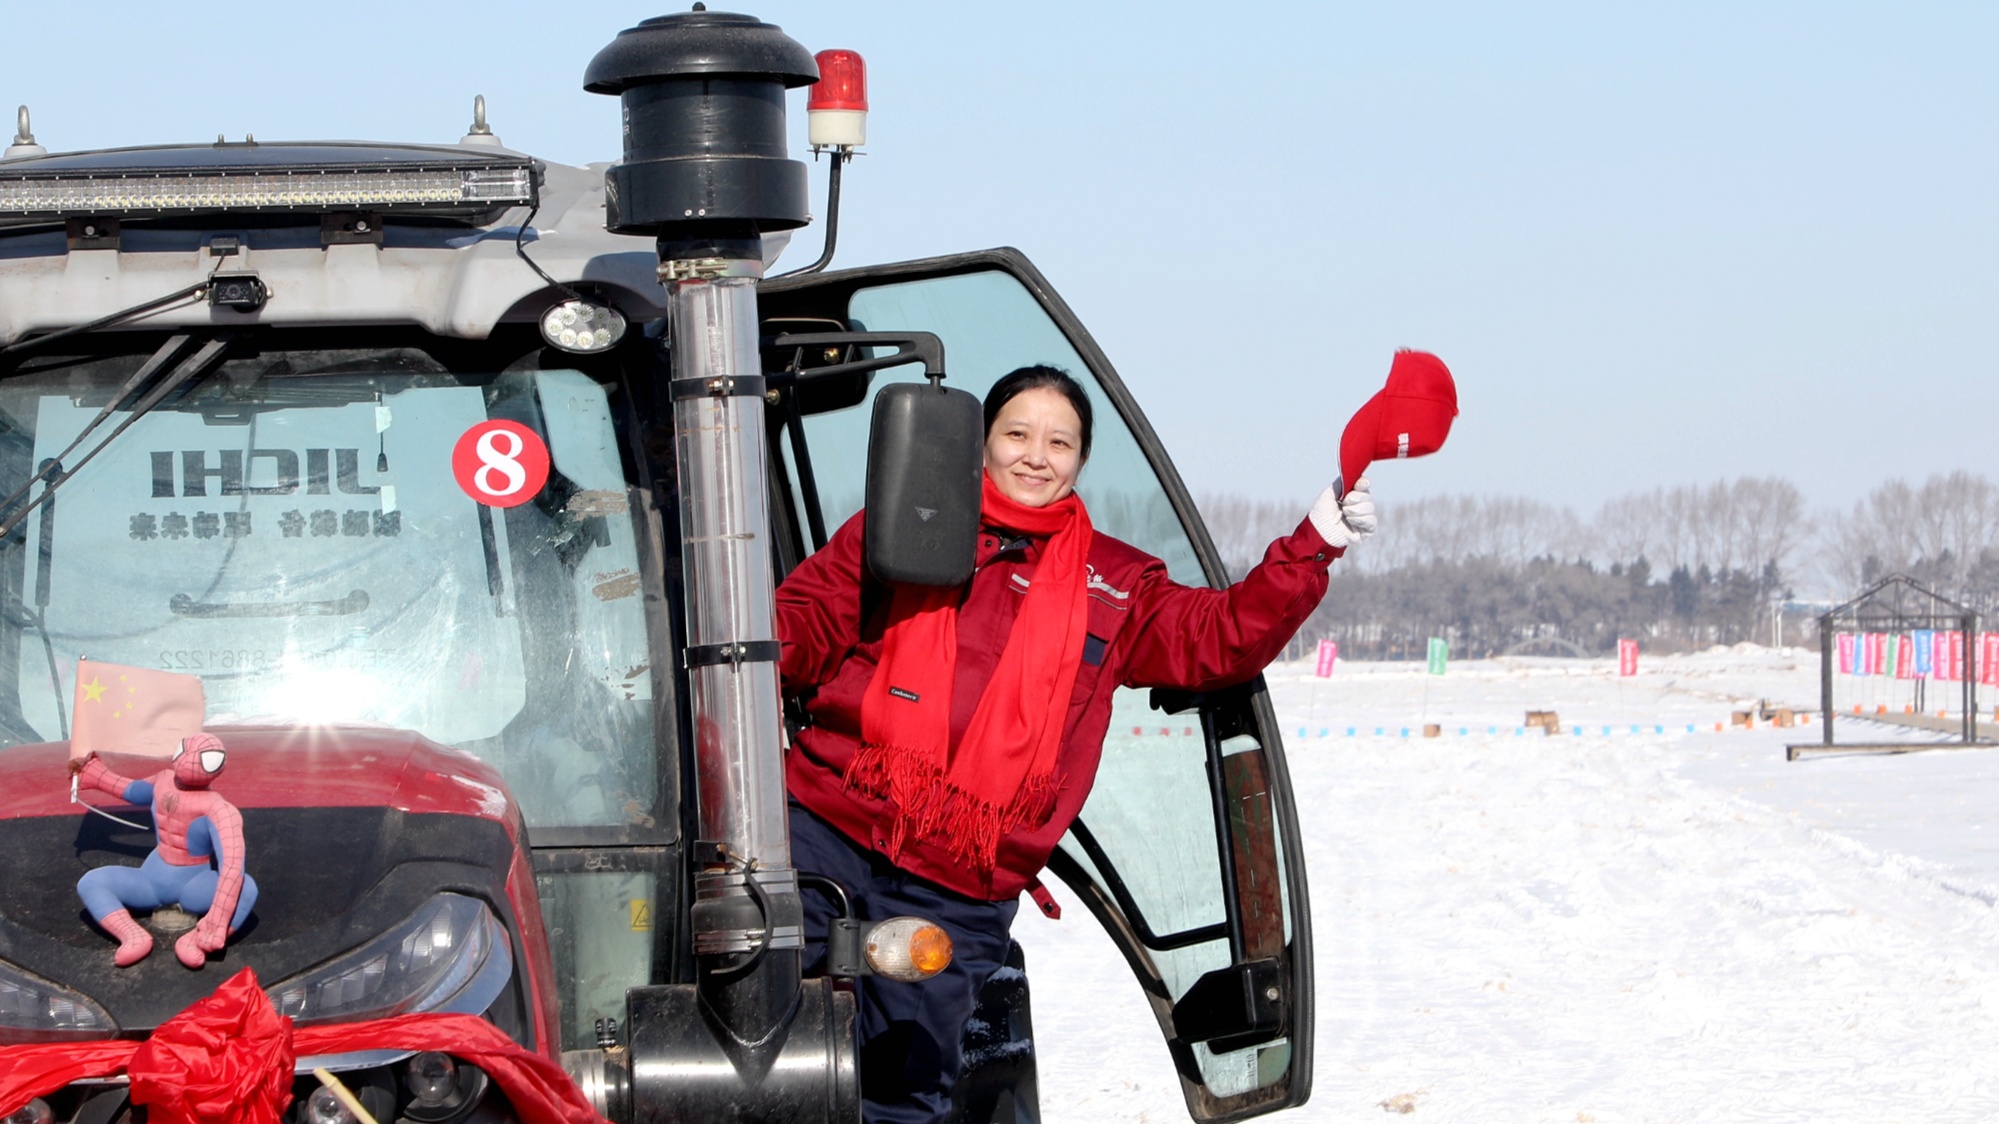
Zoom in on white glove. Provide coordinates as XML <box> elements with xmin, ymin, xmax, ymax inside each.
<box><xmin>1309</xmin><ymin>476</ymin><xmax>1375</xmax><ymax>549</ymax></box>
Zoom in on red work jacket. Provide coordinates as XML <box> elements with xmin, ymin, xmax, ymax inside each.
<box><xmin>774</xmin><ymin>506</ymin><xmax>1338</xmax><ymax>901</ymax></box>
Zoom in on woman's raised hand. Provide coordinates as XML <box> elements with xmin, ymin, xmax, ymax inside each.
<box><xmin>1309</xmin><ymin>476</ymin><xmax>1376</xmax><ymax>549</ymax></box>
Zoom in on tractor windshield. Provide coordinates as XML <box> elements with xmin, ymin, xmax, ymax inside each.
<box><xmin>0</xmin><ymin>338</ymin><xmax>663</xmax><ymax>833</ymax></box>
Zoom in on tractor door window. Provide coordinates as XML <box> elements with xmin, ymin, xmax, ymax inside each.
<box><xmin>781</xmin><ymin>270</ymin><xmax>1202</xmax><ymax>583</ymax></box>
<box><xmin>769</xmin><ymin>260</ymin><xmax>1309</xmax><ymax>1119</ymax></box>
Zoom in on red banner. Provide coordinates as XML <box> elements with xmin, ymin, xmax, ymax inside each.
<box><xmin>1894</xmin><ymin>634</ymin><xmax>1916</xmax><ymax>679</ymax></box>
<box><xmin>1315</xmin><ymin>638</ymin><xmax>1338</xmax><ymax>678</ymax></box>
<box><xmin>1982</xmin><ymin>633</ymin><xmax>1998</xmax><ymax>687</ymax></box>
<box><xmin>1837</xmin><ymin>633</ymin><xmax>1855</xmax><ymax>674</ymax></box>
<box><xmin>1617</xmin><ymin>638</ymin><xmax>1638</xmax><ymax>677</ymax></box>
<box><xmin>1863</xmin><ymin>633</ymin><xmax>1885</xmax><ymax>676</ymax></box>
<box><xmin>1950</xmin><ymin>630</ymin><xmax>1966</xmax><ymax>682</ymax></box>
<box><xmin>1931</xmin><ymin>632</ymin><xmax>1958</xmax><ymax>682</ymax></box>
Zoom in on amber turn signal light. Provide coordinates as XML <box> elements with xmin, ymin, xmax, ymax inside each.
<box><xmin>864</xmin><ymin>916</ymin><xmax>954</xmax><ymax>982</ymax></box>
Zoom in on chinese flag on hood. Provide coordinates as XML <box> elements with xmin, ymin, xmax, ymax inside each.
<box><xmin>69</xmin><ymin>658</ymin><xmax>205</xmax><ymax>760</ymax></box>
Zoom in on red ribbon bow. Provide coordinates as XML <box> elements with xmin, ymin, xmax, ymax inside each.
<box><xmin>0</xmin><ymin>969</ymin><xmax>606</xmax><ymax>1124</ymax></box>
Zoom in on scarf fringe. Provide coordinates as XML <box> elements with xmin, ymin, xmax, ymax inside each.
<box><xmin>846</xmin><ymin>742</ymin><xmax>1060</xmax><ymax>874</ymax></box>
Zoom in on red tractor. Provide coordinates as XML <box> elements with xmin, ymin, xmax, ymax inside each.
<box><xmin>0</xmin><ymin>11</ymin><xmax>1314</xmax><ymax>1123</ymax></box>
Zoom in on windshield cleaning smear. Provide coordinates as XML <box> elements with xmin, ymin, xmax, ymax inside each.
<box><xmin>592</xmin><ymin>569</ymin><xmax>641</xmax><ymax>601</ymax></box>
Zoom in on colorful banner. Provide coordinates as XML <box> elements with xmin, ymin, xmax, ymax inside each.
<box><xmin>1949</xmin><ymin>630</ymin><xmax>1966</xmax><ymax>681</ymax></box>
<box><xmin>1981</xmin><ymin>632</ymin><xmax>1998</xmax><ymax>687</ymax></box>
<box><xmin>1427</xmin><ymin>637</ymin><xmax>1448</xmax><ymax>676</ymax></box>
<box><xmin>1893</xmin><ymin>634</ymin><xmax>1915</xmax><ymax>679</ymax></box>
<box><xmin>1862</xmin><ymin>632</ymin><xmax>1884</xmax><ymax>676</ymax></box>
<box><xmin>1837</xmin><ymin>632</ymin><xmax>1855</xmax><ymax>675</ymax></box>
<box><xmin>1618</xmin><ymin>638</ymin><xmax>1639</xmax><ymax>677</ymax></box>
<box><xmin>1315</xmin><ymin>638</ymin><xmax>1338</xmax><ymax>678</ymax></box>
<box><xmin>1914</xmin><ymin>630</ymin><xmax>1934</xmax><ymax>676</ymax></box>
<box><xmin>1932</xmin><ymin>631</ymin><xmax>1950</xmax><ymax>681</ymax></box>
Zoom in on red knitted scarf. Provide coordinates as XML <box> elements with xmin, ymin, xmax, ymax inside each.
<box><xmin>846</xmin><ymin>474</ymin><xmax>1092</xmax><ymax>879</ymax></box>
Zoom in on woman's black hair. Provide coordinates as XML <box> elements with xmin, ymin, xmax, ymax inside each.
<box><xmin>982</xmin><ymin>365</ymin><xmax>1094</xmax><ymax>461</ymax></box>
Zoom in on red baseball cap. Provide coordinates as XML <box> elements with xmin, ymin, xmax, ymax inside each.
<box><xmin>1339</xmin><ymin>350</ymin><xmax>1458</xmax><ymax>487</ymax></box>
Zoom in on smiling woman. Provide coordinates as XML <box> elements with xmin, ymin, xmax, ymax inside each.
<box><xmin>981</xmin><ymin>367</ymin><xmax>1091</xmax><ymax>509</ymax></box>
<box><xmin>772</xmin><ymin>358</ymin><xmax>1380</xmax><ymax>1123</ymax></box>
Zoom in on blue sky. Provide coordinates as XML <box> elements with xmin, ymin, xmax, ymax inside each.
<box><xmin>9</xmin><ymin>3</ymin><xmax>1996</xmax><ymax>514</ymax></box>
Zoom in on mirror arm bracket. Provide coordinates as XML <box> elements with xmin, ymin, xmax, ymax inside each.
<box><xmin>764</xmin><ymin>331</ymin><xmax>946</xmax><ymax>386</ymax></box>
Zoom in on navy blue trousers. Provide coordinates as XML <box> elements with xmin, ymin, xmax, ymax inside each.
<box><xmin>789</xmin><ymin>804</ymin><xmax>1019</xmax><ymax>1124</ymax></box>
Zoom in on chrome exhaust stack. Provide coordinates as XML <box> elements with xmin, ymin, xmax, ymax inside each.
<box><xmin>584</xmin><ymin>12</ymin><xmax>856</xmax><ymax>1120</ymax></box>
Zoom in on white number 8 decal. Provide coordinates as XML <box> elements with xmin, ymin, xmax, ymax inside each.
<box><xmin>452</xmin><ymin>419</ymin><xmax>550</xmax><ymax>508</ymax></box>
<box><xmin>473</xmin><ymin>429</ymin><xmax>529</xmax><ymax>497</ymax></box>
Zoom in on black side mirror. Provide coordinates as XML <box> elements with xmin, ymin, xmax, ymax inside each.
<box><xmin>865</xmin><ymin>382</ymin><xmax>982</xmax><ymax>587</ymax></box>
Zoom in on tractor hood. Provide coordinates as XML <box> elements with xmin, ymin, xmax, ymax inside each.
<box><xmin>0</xmin><ymin>728</ymin><xmax>536</xmax><ymax>1039</ymax></box>
<box><xmin>0</xmin><ymin>725</ymin><xmax>526</xmax><ymax>826</ymax></box>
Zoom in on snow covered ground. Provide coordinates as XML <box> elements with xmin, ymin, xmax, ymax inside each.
<box><xmin>1015</xmin><ymin>646</ymin><xmax>1999</xmax><ymax>1123</ymax></box>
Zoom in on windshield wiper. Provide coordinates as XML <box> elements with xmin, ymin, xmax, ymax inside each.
<box><xmin>0</xmin><ymin>332</ymin><xmax>194</xmax><ymax>524</ymax></box>
<box><xmin>0</xmin><ymin>334</ymin><xmax>233</xmax><ymax>540</ymax></box>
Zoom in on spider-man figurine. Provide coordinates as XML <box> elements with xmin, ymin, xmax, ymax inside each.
<box><xmin>71</xmin><ymin>733</ymin><xmax>258</xmax><ymax>969</ymax></box>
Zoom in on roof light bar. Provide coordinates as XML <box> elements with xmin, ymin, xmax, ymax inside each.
<box><xmin>0</xmin><ymin>162</ymin><xmax>534</xmax><ymax>222</ymax></box>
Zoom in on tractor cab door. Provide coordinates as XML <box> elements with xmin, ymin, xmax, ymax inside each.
<box><xmin>759</xmin><ymin>250</ymin><xmax>1314</xmax><ymax>1121</ymax></box>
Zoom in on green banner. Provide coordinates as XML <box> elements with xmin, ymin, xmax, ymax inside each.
<box><xmin>1427</xmin><ymin>636</ymin><xmax>1448</xmax><ymax>676</ymax></box>
<box><xmin>1884</xmin><ymin>632</ymin><xmax>1899</xmax><ymax>678</ymax></box>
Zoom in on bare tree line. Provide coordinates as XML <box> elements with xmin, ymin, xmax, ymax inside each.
<box><xmin>1593</xmin><ymin>478</ymin><xmax>1809</xmax><ymax>580</ymax></box>
<box><xmin>1820</xmin><ymin>472</ymin><xmax>1999</xmax><ymax>596</ymax></box>
<box><xmin>1198</xmin><ymin>471</ymin><xmax>1999</xmax><ymax>656</ymax></box>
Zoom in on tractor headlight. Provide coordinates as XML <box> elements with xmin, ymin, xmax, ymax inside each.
<box><xmin>0</xmin><ymin>959</ymin><xmax>114</xmax><ymax>1041</ymax></box>
<box><xmin>401</xmin><ymin>1052</ymin><xmax>490</xmax><ymax>1123</ymax></box>
<box><xmin>268</xmin><ymin>893</ymin><xmax>513</xmax><ymax>1025</ymax></box>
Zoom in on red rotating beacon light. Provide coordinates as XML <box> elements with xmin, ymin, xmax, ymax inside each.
<box><xmin>807</xmin><ymin>49</ymin><xmax>867</xmax><ymax>149</ymax></box>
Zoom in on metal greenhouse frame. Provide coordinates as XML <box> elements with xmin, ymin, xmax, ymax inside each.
<box><xmin>1803</xmin><ymin>575</ymin><xmax>1983</xmax><ymax>755</ymax></box>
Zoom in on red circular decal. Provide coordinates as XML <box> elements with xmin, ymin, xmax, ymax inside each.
<box><xmin>452</xmin><ymin>420</ymin><xmax>551</xmax><ymax>508</ymax></box>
